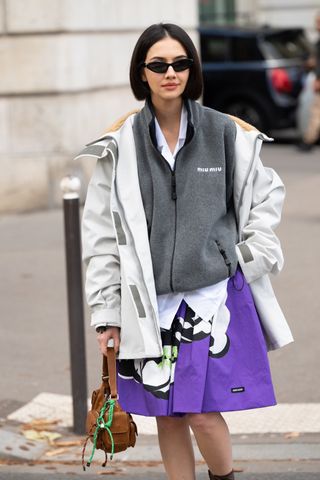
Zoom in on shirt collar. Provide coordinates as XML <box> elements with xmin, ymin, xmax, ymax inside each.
<box><xmin>144</xmin><ymin>97</ymin><xmax>196</xmax><ymax>149</ymax></box>
<box><xmin>154</xmin><ymin>104</ymin><xmax>187</xmax><ymax>152</ymax></box>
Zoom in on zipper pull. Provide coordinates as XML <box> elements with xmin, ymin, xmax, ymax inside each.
<box><xmin>171</xmin><ymin>172</ymin><xmax>177</xmax><ymax>200</ymax></box>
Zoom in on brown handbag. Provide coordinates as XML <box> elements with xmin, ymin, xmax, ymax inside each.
<box><xmin>82</xmin><ymin>347</ymin><xmax>138</xmax><ymax>470</ymax></box>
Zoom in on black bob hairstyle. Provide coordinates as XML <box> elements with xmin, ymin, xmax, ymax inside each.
<box><xmin>130</xmin><ymin>23</ymin><xmax>203</xmax><ymax>101</ymax></box>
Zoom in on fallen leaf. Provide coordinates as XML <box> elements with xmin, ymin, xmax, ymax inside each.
<box><xmin>97</xmin><ymin>469</ymin><xmax>124</xmax><ymax>475</ymax></box>
<box><xmin>284</xmin><ymin>431</ymin><xmax>300</xmax><ymax>439</ymax></box>
<box><xmin>22</xmin><ymin>429</ymin><xmax>62</xmax><ymax>443</ymax></box>
<box><xmin>45</xmin><ymin>447</ymin><xmax>70</xmax><ymax>457</ymax></box>
<box><xmin>21</xmin><ymin>418</ymin><xmax>61</xmax><ymax>431</ymax></box>
<box><xmin>53</xmin><ymin>440</ymin><xmax>82</xmax><ymax>447</ymax></box>
<box><xmin>123</xmin><ymin>460</ymin><xmax>162</xmax><ymax>467</ymax></box>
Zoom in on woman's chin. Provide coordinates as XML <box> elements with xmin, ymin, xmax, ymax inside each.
<box><xmin>155</xmin><ymin>90</ymin><xmax>184</xmax><ymax>102</ymax></box>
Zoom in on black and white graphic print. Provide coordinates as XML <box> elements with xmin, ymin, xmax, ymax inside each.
<box><xmin>209</xmin><ymin>302</ymin><xmax>231</xmax><ymax>358</ymax></box>
<box><xmin>118</xmin><ymin>302</ymin><xmax>231</xmax><ymax>400</ymax></box>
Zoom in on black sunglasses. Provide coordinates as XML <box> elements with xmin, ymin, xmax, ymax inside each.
<box><xmin>142</xmin><ymin>58</ymin><xmax>194</xmax><ymax>74</ymax></box>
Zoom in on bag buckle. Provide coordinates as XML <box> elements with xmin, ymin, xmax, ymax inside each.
<box><xmin>108</xmin><ymin>393</ymin><xmax>119</xmax><ymax>401</ymax></box>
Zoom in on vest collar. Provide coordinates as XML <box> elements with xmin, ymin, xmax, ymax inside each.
<box><xmin>140</xmin><ymin>96</ymin><xmax>201</xmax><ymax>148</ymax></box>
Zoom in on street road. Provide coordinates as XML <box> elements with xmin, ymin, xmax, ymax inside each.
<box><xmin>0</xmin><ymin>473</ymin><xmax>319</xmax><ymax>479</ymax></box>
<box><xmin>0</xmin><ymin>460</ymin><xmax>319</xmax><ymax>479</ymax></box>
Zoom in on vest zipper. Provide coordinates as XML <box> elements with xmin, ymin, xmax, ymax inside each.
<box><xmin>154</xmin><ymin>147</ymin><xmax>184</xmax><ymax>292</ymax></box>
<box><xmin>170</xmin><ymin>185</ymin><xmax>178</xmax><ymax>291</ymax></box>
<box><xmin>168</xmin><ymin>149</ymin><xmax>183</xmax><ymax>291</ymax></box>
<box><xmin>171</xmin><ymin>171</ymin><xmax>177</xmax><ymax>200</ymax></box>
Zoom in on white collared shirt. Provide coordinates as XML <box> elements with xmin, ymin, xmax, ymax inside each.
<box><xmin>154</xmin><ymin>105</ymin><xmax>187</xmax><ymax>170</ymax></box>
<box><xmin>154</xmin><ymin>105</ymin><xmax>229</xmax><ymax>330</ymax></box>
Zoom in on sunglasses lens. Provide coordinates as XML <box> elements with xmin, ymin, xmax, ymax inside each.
<box><xmin>145</xmin><ymin>58</ymin><xmax>193</xmax><ymax>73</ymax></box>
<box><xmin>172</xmin><ymin>59</ymin><xmax>193</xmax><ymax>71</ymax></box>
<box><xmin>147</xmin><ymin>62</ymin><xmax>167</xmax><ymax>73</ymax></box>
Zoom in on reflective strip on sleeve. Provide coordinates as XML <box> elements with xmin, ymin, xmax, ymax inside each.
<box><xmin>112</xmin><ymin>211</ymin><xmax>127</xmax><ymax>245</ymax></box>
<box><xmin>129</xmin><ymin>285</ymin><xmax>146</xmax><ymax>318</ymax></box>
<box><xmin>238</xmin><ymin>243</ymin><xmax>254</xmax><ymax>263</ymax></box>
<box><xmin>77</xmin><ymin>144</ymin><xmax>107</xmax><ymax>158</ymax></box>
<box><xmin>107</xmin><ymin>140</ymin><xmax>118</xmax><ymax>158</ymax></box>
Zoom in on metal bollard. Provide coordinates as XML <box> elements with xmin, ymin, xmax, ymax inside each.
<box><xmin>60</xmin><ymin>175</ymin><xmax>88</xmax><ymax>434</ymax></box>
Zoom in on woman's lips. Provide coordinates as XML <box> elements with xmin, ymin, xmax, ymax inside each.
<box><xmin>162</xmin><ymin>84</ymin><xmax>179</xmax><ymax>89</ymax></box>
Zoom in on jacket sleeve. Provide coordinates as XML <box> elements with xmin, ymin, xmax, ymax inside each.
<box><xmin>81</xmin><ymin>154</ymin><xmax>121</xmax><ymax>328</ymax></box>
<box><xmin>236</xmin><ymin>157</ymin><xmax>285</xmax><ymax>284</ymax></box>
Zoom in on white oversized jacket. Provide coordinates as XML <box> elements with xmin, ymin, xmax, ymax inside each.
<box><xmin>78</xmin><ymin>112</ymin><xmax>294</xmax><ymax>359</ymax></box>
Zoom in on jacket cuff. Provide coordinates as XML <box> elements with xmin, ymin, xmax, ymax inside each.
<box><xmin>95</xmin><ymin>323</ymin><xmax>107</xmax><ymax>332</ymax></box>
<box><xmin>90</xmin><ymin>308</ymin><xmax>121</xmax><ymax>328</ymax></box>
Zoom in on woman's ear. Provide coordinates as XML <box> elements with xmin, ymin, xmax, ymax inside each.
<box><xmin>141</xmin><ymin>70</ymin><xmax>147</xmax><ymax>82</ymax></box>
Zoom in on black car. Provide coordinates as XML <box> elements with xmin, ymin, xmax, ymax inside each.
<box><xmin>200</xmin><ymin>25</ymin><xmax>312</xmax><ymax>132</ymax></box>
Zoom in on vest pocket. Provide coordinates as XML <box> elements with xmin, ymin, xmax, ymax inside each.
<box><xmin>112</xmin><ymin>211</ymin><xmax>127</xmax><ymax>245</ymax></box>
<box><xmin>128</xmin><ymin>284</ymin><xmax>146</xmax><ymax>318</ymax></box>
<box><xmin>215</xmin><ymin>240</ymin><xmax>232</xmax><ymax>277</ymax></box>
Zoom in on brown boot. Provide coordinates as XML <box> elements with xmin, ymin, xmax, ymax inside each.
<box><xmin>208</xmin><ymin>470</ymin><xmax>234</xmax><ymax>480</ymax></box>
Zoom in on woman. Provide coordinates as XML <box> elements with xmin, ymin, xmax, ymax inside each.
<box><xmin>79</xmin><ymin>23</ymin><xmax>293</xmax><ymax>480</ymax></box>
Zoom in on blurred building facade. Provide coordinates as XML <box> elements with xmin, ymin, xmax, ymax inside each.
<box><xmin>0</xmin><ymin>0</ymin><xmax>318</xmax><ymax>213</ymax></box>
<box><xmin>0</xmin><ymin>0</ymin><xmax>198</xmax><ymax>213</ymax></box>
<box><xmin>200</xmin><ymin>0</ymin><xmax>319</xmax><ymax>39</ymax></box>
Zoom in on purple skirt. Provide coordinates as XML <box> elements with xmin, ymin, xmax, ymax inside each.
<box><xmin>117</xmin><ymin>269</ymin><xmax>276</xmax><ymax>416</ymax></box>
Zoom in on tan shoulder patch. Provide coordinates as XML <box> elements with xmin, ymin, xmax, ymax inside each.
<box><xmin>227</xmin><ymin>114</ymin><xmax>258</xmax><ymax>132</ymax></box>
<box><xmin>105</xmin><ymin>109</ymin><xmax>141</xmax><ymax>133</ymax></box>
<box><xmin>103</xmin><ymin>110</ymin><xmax>257</xmax><ymax>136</ymax></box>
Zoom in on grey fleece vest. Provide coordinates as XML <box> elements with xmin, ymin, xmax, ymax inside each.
<box><xmin>133</xmin><ymin>99</ymin><xmax>238</xmax><ymax>295</ymax></box>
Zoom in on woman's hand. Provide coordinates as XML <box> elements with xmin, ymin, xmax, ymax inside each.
<box><xmin>97</xmin><ymin>327</ymin><xmax>121</xmax><ymax>356</ymax></box>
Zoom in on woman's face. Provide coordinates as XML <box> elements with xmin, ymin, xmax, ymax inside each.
<box><xmin>141</xmin><ymin>36</ymin><xmax>190</xmax><ymax>103</ymax></box>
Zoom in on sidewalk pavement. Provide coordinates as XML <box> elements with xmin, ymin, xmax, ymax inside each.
<box><xmin>0</xmin><ymin>393</ymin><xmax>320</xmax><ymax>478</ymax></box>
<box><xmin>0</xmin><ymin>421</ymin><xmax>320</xmax><ymax>478</ymax></box>
<box><xmin>1</xmin><ymin>417</ymin><xmax>320</xmax><ymax>478</ymax></box>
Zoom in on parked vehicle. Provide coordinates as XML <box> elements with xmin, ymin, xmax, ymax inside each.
<box><xmin>200</xmin><ymin>25</ymin><xmax>312</xmax><ymax>132</ymax></box>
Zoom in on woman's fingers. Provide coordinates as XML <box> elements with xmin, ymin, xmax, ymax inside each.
<box><xmin>97</xmin><ymin>327</ymin><xmax>120</xmax><ymax>355</ymax></box>
<box><xmin>112</xmin><ymin>332</ymin><xmax>120</xmax><ymax>354</ymax></box>
<box><xmin>105</xmin><ymin>328</ymin><xmax>120</xmax><ymax>354</ymax></box>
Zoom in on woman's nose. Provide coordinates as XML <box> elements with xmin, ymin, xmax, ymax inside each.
<box><xmin>165</xmin><ymin>65</ymin><xmax>176</xmax><ymax>77</ymax></box>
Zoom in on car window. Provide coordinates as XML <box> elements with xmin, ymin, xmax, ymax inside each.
<box><xmin>260</xmin><ymin>30</ymin><xmax>311</xmax><ymax>60</ymax></box>
<box><xmin>231</xmin><ymin>37</ymin><xmax>264</xmax><ymax>61</ymax></box>
<box><xmin>200</xmin><ymin>36</ymin><xmax>230</xmax><ymax>62</ymax></box>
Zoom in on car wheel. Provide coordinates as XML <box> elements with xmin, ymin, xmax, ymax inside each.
<box><xmin>224</xmin><ymin>100</ymin><xmax>267</xmax><ymax>132</ymax></box>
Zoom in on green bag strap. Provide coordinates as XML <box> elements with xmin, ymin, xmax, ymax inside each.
<box><xmin>84</xmin><ymin>398</ymin><xmax>116</xmax><ymax>469</ymax></box>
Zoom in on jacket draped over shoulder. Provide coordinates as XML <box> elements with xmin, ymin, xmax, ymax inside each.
<box><xmin>77</xmin><ymin>107</ymin><xmax>293</xmax><ymax>359</ymax></box>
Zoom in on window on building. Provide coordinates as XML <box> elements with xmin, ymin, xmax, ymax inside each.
<box><xmin>199</xmin><ymin>0</ymin><xmax>235</xmax><ymax>26</ymax></box>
